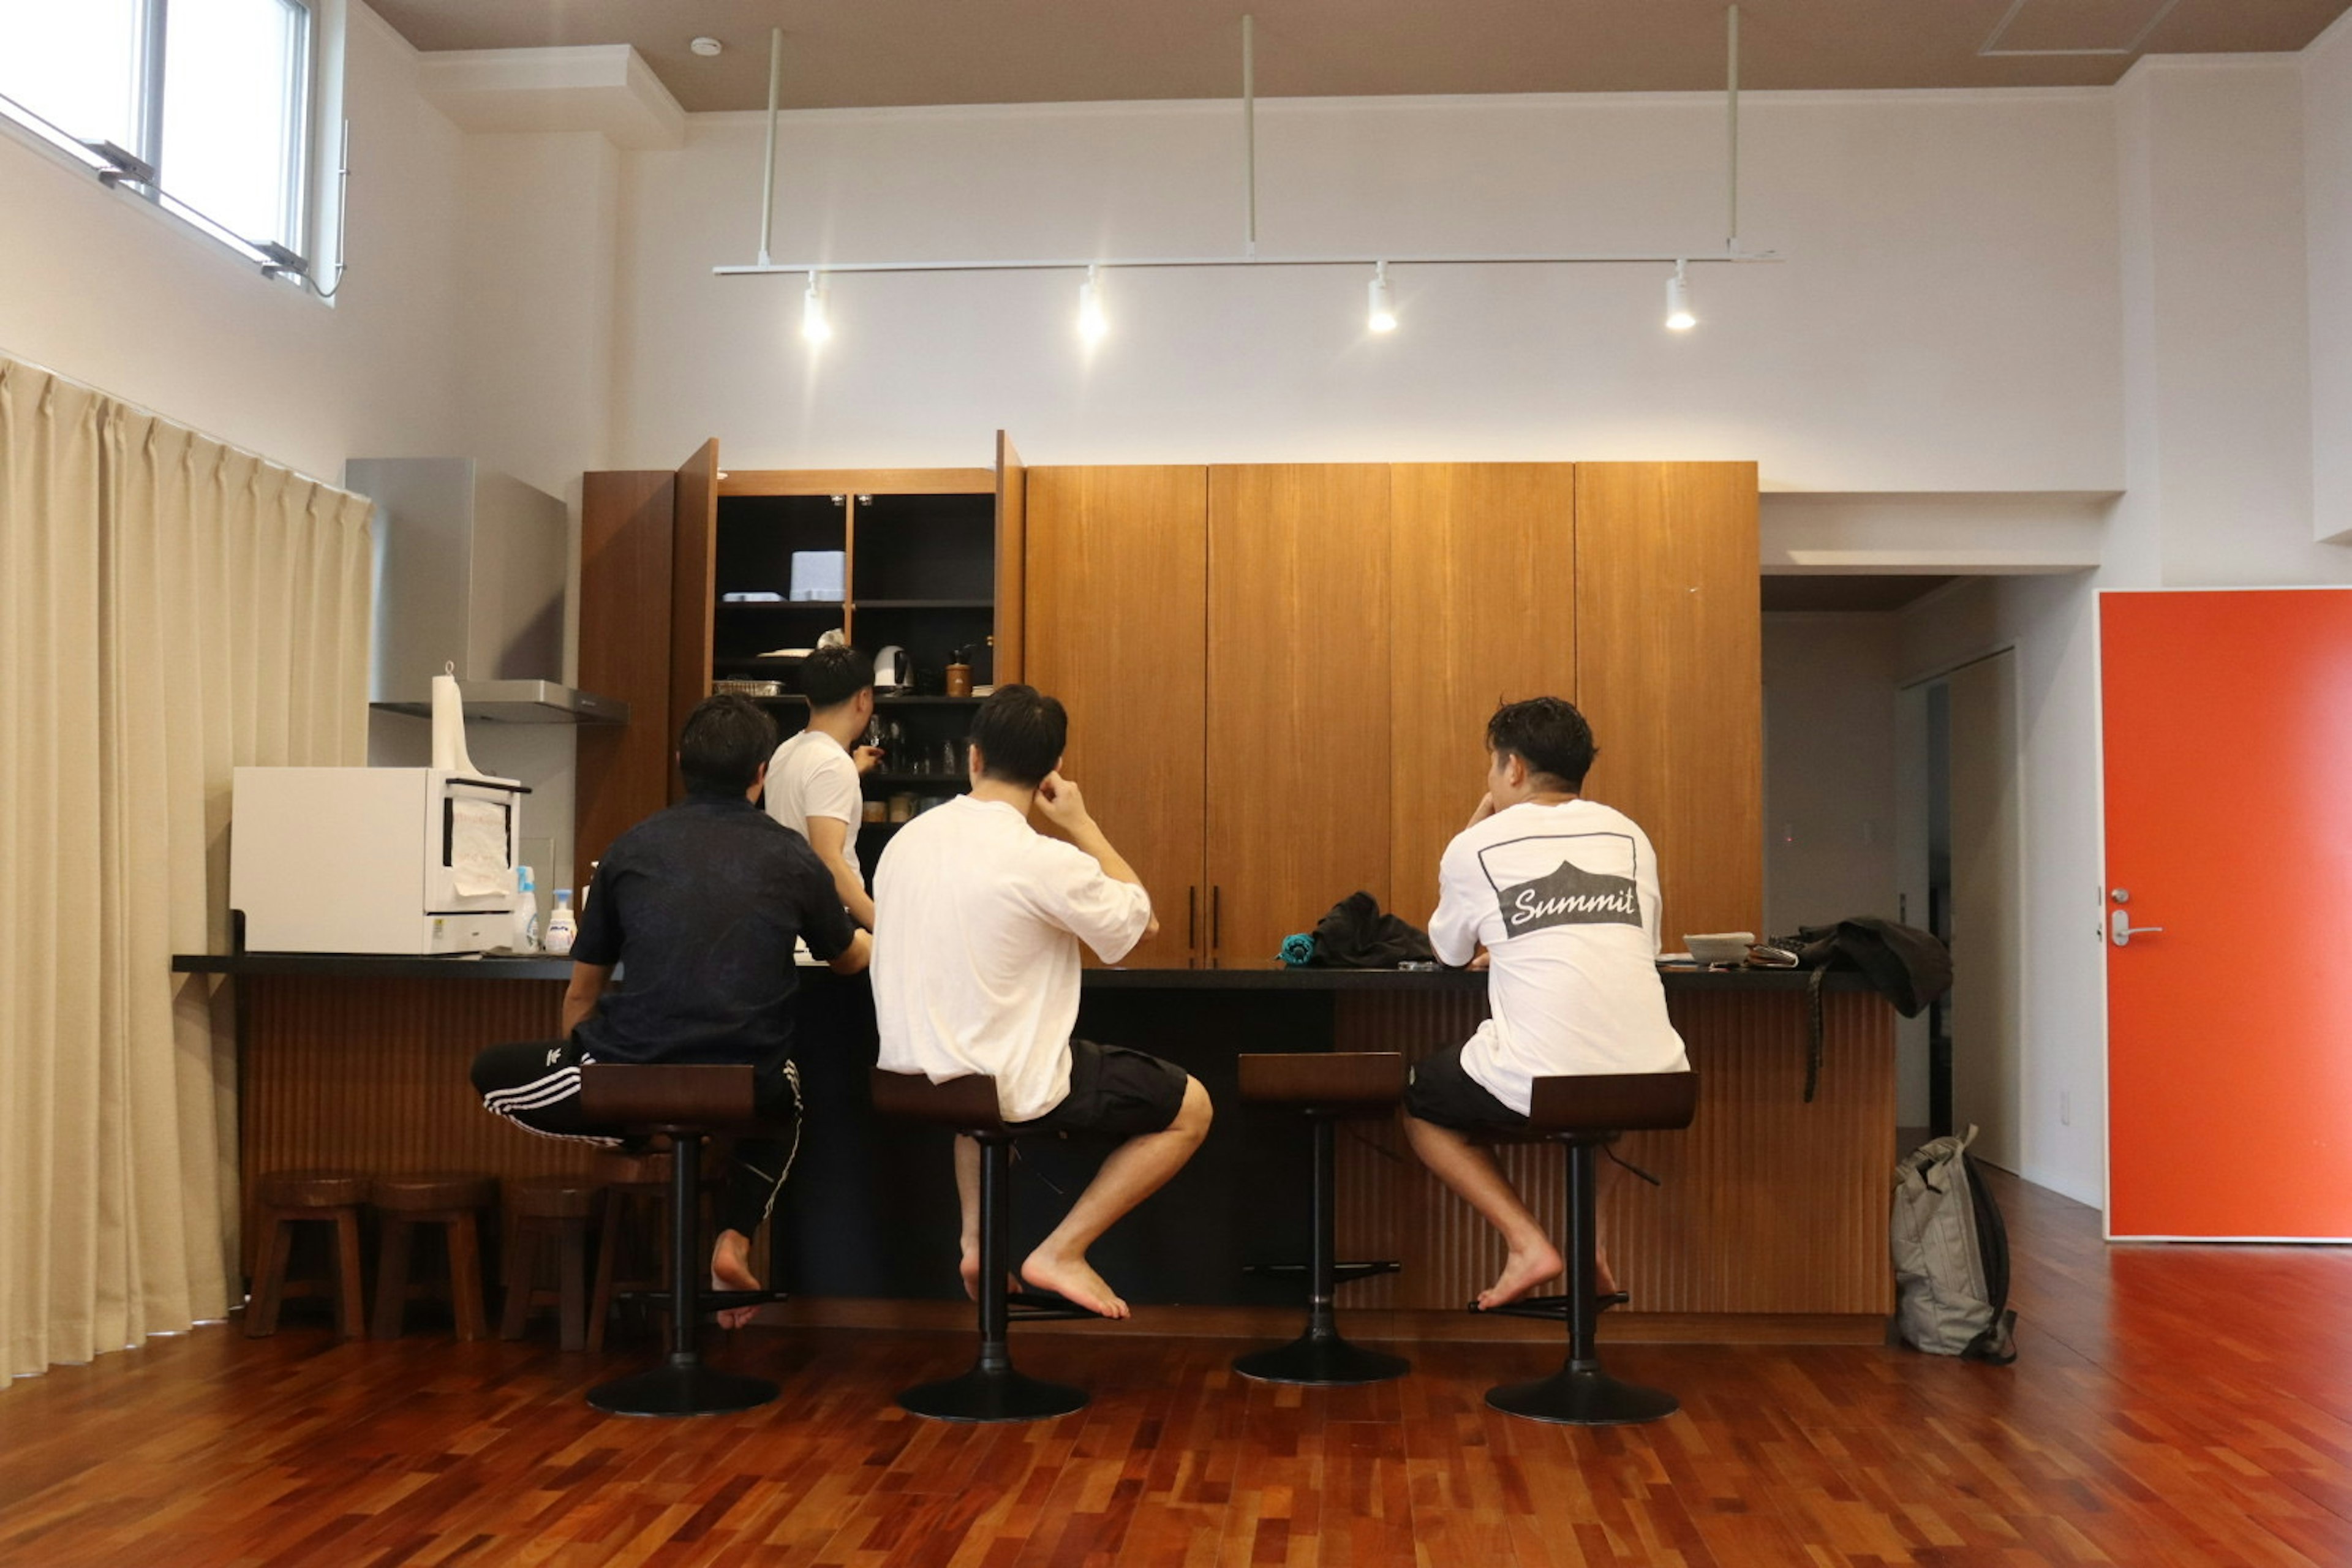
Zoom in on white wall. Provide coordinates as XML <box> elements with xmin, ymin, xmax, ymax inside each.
<box><xmin>611</xmin><ymin>89</ymin><xmax>2123</xmax><ymax>489</ymax></box>
<box><xmin>0</xmin><ymin>3</ymin><xmax>464</xmax><ymax>484</ymax></box>
<box><xmin>2307</xmin><ymin>12</ymin><xmax>2352</xmax><ymax>545</ymax></box>
<box><xmin>1760</xmin><ymin>614</ymin><xmax>1899</xmax><ymax>937</ymax></box>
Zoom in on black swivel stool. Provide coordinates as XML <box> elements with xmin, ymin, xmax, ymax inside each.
<box><xmin>1474</xmin><ymin>1069</ymin><xmax>1700</xmax><ymax>1426</ymax></box>
<box><xmin>575</xmin><ymin>1064</ymin><xmax>787</xmax><ymax>1417</ymax></box>
<box><xmin>869</xmin><ymin>1069</ymin><xmax>1096</xmax><ymax>1423</ymax></box>
<box><xmin>1231</xmin><ymin>1052</ymin><xmax>1411</xmax><ymax>1386</ymax></box>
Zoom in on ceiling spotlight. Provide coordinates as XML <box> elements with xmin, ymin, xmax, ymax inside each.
<box><xmin>1665</xmin><ymin>260</ymin><xmax>1697</xmax><ymax>331</ymax></box>
<box><xmin>1367</xmin><ymin>261</ymin><xmax>1397</xmax><ymax>333</ymax></box>
<box><xmin>690</xmin><ymin>36</ymin><xmax>723</xmax><ymax>56</ymax></box>
<box><xmin>1077</xmin><ymin>264</ymin><xmax>1108</xmax><ymax>344</ymax></box>
<box><xmin>801</xmin><ymin>272</ymin><xmax>832</xmax><ymax>342</ymax></box>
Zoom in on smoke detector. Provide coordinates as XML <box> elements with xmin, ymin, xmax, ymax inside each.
<box><xmin>690</xmin><ymin>36</ymin><xmax>723</xmax><ymax>57</ymax></box>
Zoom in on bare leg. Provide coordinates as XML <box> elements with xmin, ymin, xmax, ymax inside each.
<box><xmin>954</xmin><ymin>1134</ymin><xmax>981</xmax><ymax>1300</ymax></box>
<box><xmin>710</xmin><ymin>1230</ymin><xmax>760</xmax><ymax>1329</ymax></box>
<box><xmin>1402</xmin><ymin>1112</ymin><xmax>1570</xmax><ymax>1309</ymax></box>
<box><xmin>1020</xmin><ymin>1077</ymin><xmax>1213</xmax><ymax>1319</ymax></box>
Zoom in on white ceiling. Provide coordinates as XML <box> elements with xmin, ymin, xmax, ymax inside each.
<box><xmin>368</xmin><ymin>0</ymin><xmax>2352</xmax><ymax>112</ymax></box>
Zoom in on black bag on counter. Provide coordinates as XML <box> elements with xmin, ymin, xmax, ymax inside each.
<box><xmin>1305</xmin><ymin>891</ymin><xmax>1436</xmax><ymax>969</ymax></box>
<box><xmin>1769</xmin><ymin>917</ymin><xmax>1953</xmax><ymax>1102</ymax></box>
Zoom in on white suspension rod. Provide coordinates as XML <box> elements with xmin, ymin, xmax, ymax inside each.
<box><xmin>1243</xmin><ymin>14</ymin><xmax>1258</xmax><ymax>258</ymax></box>
<box><xmin>1727</xmin><ymin>4</ymin><xmax>1740</xmax><ymax>254</ymax></box>
<box><xmin>758</xmin><ymin>27</ymin><xmax>782</xmax><ymax>268</ymax></box>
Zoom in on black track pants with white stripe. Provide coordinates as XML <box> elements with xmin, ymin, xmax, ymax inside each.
<box><xmin>470</xmin><ymin>1037</ymin><xmax>802</xmax><ymax>1239</ymax></box>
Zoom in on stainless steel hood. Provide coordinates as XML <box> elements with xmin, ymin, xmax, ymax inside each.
<box><xmin>349</xmin><ymin>458</ymin><xmax>628</xmax><ymax>726</ymax></box>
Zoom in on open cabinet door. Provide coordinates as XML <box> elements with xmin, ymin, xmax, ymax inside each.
<box><xmin>669</xmin><ymin>439</ymin><xmax>720</xmax><ymax>800</ymax></box>
<box><xmin>994</xmin><ymin>431</ymin><xmax>1025</xmax><ymax>685</ymax></box>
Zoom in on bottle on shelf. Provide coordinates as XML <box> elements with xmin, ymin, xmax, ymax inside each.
<box><xmin>545</xmin><ymin>890</ymin><xmax>577</xmax><ymax>956</ymax></box>
<box><xmin>510</xmin><ymin>865</ymin><xmax>539</xmax><ymax>952</ymax></box>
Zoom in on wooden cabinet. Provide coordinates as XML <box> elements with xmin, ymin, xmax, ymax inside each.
<box><xmin>1572</xmin><ymin>462</ymin><xmax>1762</xmax><ymax>942</ymax></box>
<box><xmin>1023</xmin><ymin>466</ymin><xmax>1209</xmax><ymax>966</ymax></box>
<box><xmin>1206</xmin><ymin>465</ymin><xmax>1393</xmax><ymax>967</ymax></box>
<box><xmin>1385</xmin><ymin>463</ymin><xmax>1579</xmax><ymax>930</ymax></box>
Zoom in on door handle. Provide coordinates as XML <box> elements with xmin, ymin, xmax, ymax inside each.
<box><xmin>2109</xmin><ymin>909</ymin><xmax>2166</xmax><ymax>948</ymax></box>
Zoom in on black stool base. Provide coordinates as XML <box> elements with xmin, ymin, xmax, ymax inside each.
<box><xmin>897</xmin><ymin>1364</ymin><xmax>1088</xmax><ymax>1423</ymax></box>
<box><xmin>588</xmin><ymin>1354</ymin><xmax>778</xmax><ymax>1418</ymax></box>
<box><xmin>1233</xmin><ymin>1330</ymin><xmax>1411</xmax><ymax>1387</ymax></box>
<box><xmin>1485</xmin><ymin>1365</ymin><xmax>1678</xmax><ymax>1426</ymax></box>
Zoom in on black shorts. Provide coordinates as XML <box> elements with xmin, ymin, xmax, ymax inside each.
<box><xmin>1013</xmin><ymin>1039</ymin><xmax>1188</xmax><ymax>1140</ymax></box>
<box><xmin>1402</xmin><ymin>1043</ymin><xmax>1531</xmax><ymax>1134</ymax></box>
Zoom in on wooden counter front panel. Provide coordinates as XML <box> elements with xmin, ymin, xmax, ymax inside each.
<box><xmin>1024</xmin><ymin>467</ymin><xmax>1210</xmax><ymax>967</ymax></box>
<box><xmin>1207</xmin><ymin>465</ymin><xmax>1392</xmax><ymax>967</ymax></box>
<box><xmin>1572</xmin><ymin>462</ymin><xmax>1762</xmax><ymax>943</ymax></box>
<box><xmin>1386</xmin><ymin>464</ymin><xmax>1578</xmax><ymax>930</ymax></box>
<box><xmin>1330</xmin><ymin>987</ymin><xmax>1894</xmax><ymax>1316</ymax></box>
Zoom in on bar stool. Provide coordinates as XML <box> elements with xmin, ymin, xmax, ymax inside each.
<box><xmin>501</xmin><ymin>1174</ymin><xmax>602</xmax><ymax>1350</ymax></box>
<box><xmin>869</xmin><ymin>1069</ymin><xmax>1096</xmax><ymax>1423</ymax></box>
<box><xmin>245</xmin><ymin>1170</ymin><xmax>368</xmax><ymax>1339</ymax></box>
<box><xmin>1473</xmin><ymin>1070</ymin><xmax>1700</xmax><ymax>1426</ymax></box>
<box><xmin>589</xmin><ymin>1147</ymin><xmax>694</xmax><ymax>1353</ymax></box>
<box><xmin>370</xmin><ymin>1172</ymin><xmax>496</xmax><ymax>1340</ymax></box>
<box><xmin>577</xmin><ymin>1064</ymin><xmax>785</xmax><ymax>1417</ymax></box>
<box><xmin>1231</xmin><ymin>1052</ymin><xmax>1410</xmax><ymax>1386</ymax></box>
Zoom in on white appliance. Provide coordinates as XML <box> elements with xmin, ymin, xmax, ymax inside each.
<box><xmin>872</xmin><ymin>645</ymin><xmax>909</xmax><ymax>689</ymax></box>
<box><xmin>230</xmin><ymin>767</ymin><xmax>525</xmax><ymax>954</ymax></box>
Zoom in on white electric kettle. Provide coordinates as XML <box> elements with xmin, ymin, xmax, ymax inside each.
<box><xmin>872</xmin><ymin>645</ymin><xmax>908</xmax><ymax>690</ymax></box>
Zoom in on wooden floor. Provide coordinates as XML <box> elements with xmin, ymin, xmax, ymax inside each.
<box><xmin>7</xmin><ymin>1169</ymin><xmax>2352</xmax><ymax>1567</ymax></box>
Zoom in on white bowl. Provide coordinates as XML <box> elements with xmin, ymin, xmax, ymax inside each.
<box><xmin>1683</xmin><ymin>932</ymin><xmax>1757</xmax><ymax>967</ymax></box>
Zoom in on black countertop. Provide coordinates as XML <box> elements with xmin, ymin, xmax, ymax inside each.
<box><xmin>171</xmin><ymin>951</ymin><xmax>1871</xmax><ymax>993</ymax></box>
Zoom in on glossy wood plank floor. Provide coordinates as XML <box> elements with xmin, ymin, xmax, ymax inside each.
<box><xmin>7</xmin><ymin>1169</ymin><xmax>2352</xmax><ymax>1567</ymax></box>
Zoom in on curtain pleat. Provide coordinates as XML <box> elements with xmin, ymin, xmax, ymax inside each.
<box><xmin>0</xmin><ymin>355</ymin><xmax>371</xmax><ymax>1378</ymax></box>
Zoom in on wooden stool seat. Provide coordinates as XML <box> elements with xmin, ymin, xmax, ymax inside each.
<box><xmin>575</xmin><ymin>1064</ymin><xmax>777</xmax><ymax>1417</ymax></box>
<box><xmin>1231</xmin><ymin>1052</ymin><xmax>1411</xmax><ymax>1387</ymax></box>
<box><xmin>869</xmin><ymin>1068</ymin><xmax>1091</xmax><ymax>1423</ymax></box>
<box><xmin>368</xmin><ymin>1171</ymin><xmax>495</xmax><ymax>1341</ymax></box>
<box><xmin>502</xmin><ymin>1175</ymin><xmax>603</xmax><ymax>1350</ymax></box>
<box><xmin>246</xmin><ymin>1169</ymin><xmax>366</xmax><ymax>1340</ymax></box>
<box><xmin>373</xmin><ymin>1172</ymin><xmax>498</xmax><ymax>1212</ymax></box>
<box><xmin>1480</xmin><ymin>1069</ymin><xmax>1698</xmax><ymax>1427</ymax></box>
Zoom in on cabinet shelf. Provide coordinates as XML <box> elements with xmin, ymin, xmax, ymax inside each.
<box><xmin>864</xmin><ymin>772</ymin><xmax>970</xmax><ymax>787</ymax></box>
<box><xmin>853</xmin><ymin>598</ymin><xmax>994</xmax><ymax>610</ymax></box>
<box><xmin>716</xmin><ymin>600</ymin><xmax>844</xmax><ymax>610</ymax></box>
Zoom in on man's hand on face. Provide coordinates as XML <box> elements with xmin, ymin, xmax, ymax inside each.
<box><xmin>1467</xmin><ymin>792</ymin><xmax>1498</xmax><ymax>829</ymax></box>
<box><xmin>852</xmin><ymin>744</ymin><xmax>884</xmax><ymax>775</ymax></box>
<box><xmin>1034</xmin><ymin>771</ymin><xmax>1094</xmax><ymax>832</ymax></box>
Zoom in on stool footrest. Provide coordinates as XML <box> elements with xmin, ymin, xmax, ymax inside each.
<box><xmin>1468</xmin><ymin>1291</ymin><xmax>1630</xmax><ymax>1321</ymax></box>
<box><xmin>612</xmin><ymin>1288</ymin><xmax>786</xmax><ymax>1311</ymax></box>
<box><xmin>1007</xmin><ymin>1289</ymin><xmax>1102</xmax><ymax>1323</ymax></box>
<box><xmin>1244</xmin><ymin>1259</ymin><xmax>1400</xmax><ymax>1286</ymax></box>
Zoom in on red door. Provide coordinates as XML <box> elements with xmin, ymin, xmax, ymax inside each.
<box><xmin>2103</xmin><ymin>589</ymin><xmax>2352</xmax><ymax>1238</ymax></box>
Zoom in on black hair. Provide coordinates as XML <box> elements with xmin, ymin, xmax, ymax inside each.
<box><xmin>799</xmin><ymin>644</ymin><xmax>874</xmax><ymax>709</ymax></box>
<box><xmin>677</xmin><ymin>693</ymin><xmax>778</xmax><ymax>797</ymax></box>
<box><xmin>968</xmin><ymin>684</ymin><xmax>1067</xmax><ymax>788</ymax></box>
<box><xmin>1485</xmin><ymin>696</ymin><xmax>1597</xmax><ymax>791</ymax></box>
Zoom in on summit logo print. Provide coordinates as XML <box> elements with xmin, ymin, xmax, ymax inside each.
<box><xmin>1476</xmin><ymin>832</ymin><xmax>1643</xmax><ymax>936</ymax></box>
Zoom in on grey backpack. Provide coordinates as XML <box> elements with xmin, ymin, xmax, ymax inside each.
<box><xmin>1891</xmin><ymin>1126</ymin><xmax>2018</xmax><ymax>1362</ymax></box>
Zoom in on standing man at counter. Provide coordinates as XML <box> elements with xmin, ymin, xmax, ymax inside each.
<box><xmin>1401</xmin><ymin>696</ymin><xmax>1688</xmax><ymax>1310</ymax></box>
<box><xmin>765</xmin><ymin>644</ymin><xmax>884</xmax><ymax>929</ymax></box>
<box><xmin>472</xmin><ymin>693</ymin><xmax>872</xmax><ymax>1327</ymax></box>
<box><xmin>870</xmin><ymin>685</ymin><xmax>1212</xmax><ymax>1319</ymax></box>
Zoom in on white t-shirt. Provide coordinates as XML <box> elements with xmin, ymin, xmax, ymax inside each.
<box><xmin>872</xmin><ymin>796</ymin><xmax>1153</xmax><ymax>1122</ymax></box>
<box><xmin>764</xmin><ymin>728</ymin><xmax>862</xmax><ymax>881</ymax></box>
<box><xmin>1429</xmin><ymin>797</ymin><xmax>1688</xmax><ymax>1115</ymax></box>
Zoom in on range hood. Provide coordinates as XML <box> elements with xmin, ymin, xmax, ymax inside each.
<box><xmin>350</xmin><ymin>458</ymin><xmax>628</xmax><ymax>726</ymax></box>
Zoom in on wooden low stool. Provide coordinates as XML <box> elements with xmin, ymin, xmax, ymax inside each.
<box><xmin>577</xmin><ymin>1064</ymin><xmax>785</xmax><ymax>1417</ymax></box>
<box><xmin>246</xmin><ymin>1170</ymin><xmax>368</xmax><ymax>1339</ymax></box>
<box><xmin>869</xmin><ymin>1068</ymin><xmax>1095</xmax><ymax>1423</ymax></box>
<box><xmin>1473</xmin><ymin>1070</ymin><xmax>1700</xmax><ymax>1426</ymax></box>
<box><xmin>501</xmin><ymin>1175</ymin><xmax>601</xmax><ymax>1350</ymax></box>
<box><xmin>1231</xmin><ymin>1052</ymin><xmax>1411</xmax><ymax>1387</ymax></box>
<box><xmin>369</xmin><ymin>1172</ymin><xmax>496</xmax><ymax>1340</ymax></box>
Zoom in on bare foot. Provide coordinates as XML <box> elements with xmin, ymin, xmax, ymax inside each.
<box><xmin>1477</xmin><ymin>1239</ymin><xmax>1564</xmax><ymax>1311</ymax></box>
<box><xmin>1020</xmin><ymin>1248</ymin><xmax>1128</xmax><ymax>1319</ymax></box>
<box><xmin>710</xmin><ymin>1229</ymin><xmax>761</xmax><ymax>1329</ymax></box>
<box><xmin>1595</xmin><ymin>1245</ymin><xmax>1621</xmax><ymax>1298</ymax></box>
<box><xmin>960</xmin><ymin>1246</ymin><xmax>981</xmax><ymax>1301</ymax></box>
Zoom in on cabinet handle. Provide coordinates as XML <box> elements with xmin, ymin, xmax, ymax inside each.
<box><xmin>1211</xmin><ymin>886</ymin><xmax>1222</xmax><ymax>954</ymax></box>
<box><xmin>1186</xmin><ymin>886</ymin><xmax>1198</xmax><ymax>954</ymax></box>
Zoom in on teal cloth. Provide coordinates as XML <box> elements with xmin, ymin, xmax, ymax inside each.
<box><xmin>1278</xmin><ymin>933</ymin><xmax>1316</xmax><ymax>968</ymax></box>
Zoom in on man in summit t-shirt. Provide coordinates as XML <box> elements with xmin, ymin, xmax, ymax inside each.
<box><xmin>1401</xmin><ymin>696</ymin><xmax>1687</xmax><ymax>1311</ymax></box>
<box><xmin>472</xmin><ymin>693</ymin><xmax>871</xmax><ymax>1325</ymax></box>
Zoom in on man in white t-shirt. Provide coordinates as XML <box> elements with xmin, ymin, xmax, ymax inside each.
<box><xmin>872</xmin><ymin>684</ymin><xmax>1213</xmax><ymax>1319</ymax></box>
<box><xmin>765</xmin><ymin>644</ymin><xmax>884</xmax><ymax>927</ymax></box>
<box><xmin>1403</xmin><ymin>696</ymin><xmax>1689</xmax><ymax>1311</ymax></box>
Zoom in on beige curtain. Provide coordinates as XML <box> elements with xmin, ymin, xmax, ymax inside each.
<box><xmin>0</xmin><ymin>355</ymin><xmax>371</xmax><ymax>1378</ymax></box>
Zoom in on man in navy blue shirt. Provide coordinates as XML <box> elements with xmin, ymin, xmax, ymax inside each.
<box><xmin>473</xmin><ymin>694</ymin><xmax>870</xmax><ymax>1324</ymax></box>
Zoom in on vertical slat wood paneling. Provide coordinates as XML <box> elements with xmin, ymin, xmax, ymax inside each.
<box><xmin>241</xmin><ymin>978</ymin><xmax>584</xmax><ymax>1270</ymax></box>
<box><xmin>1334</xmin><ymin>987</ymin><xmax>1894</xmax><ymax>1316</ymax></box>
